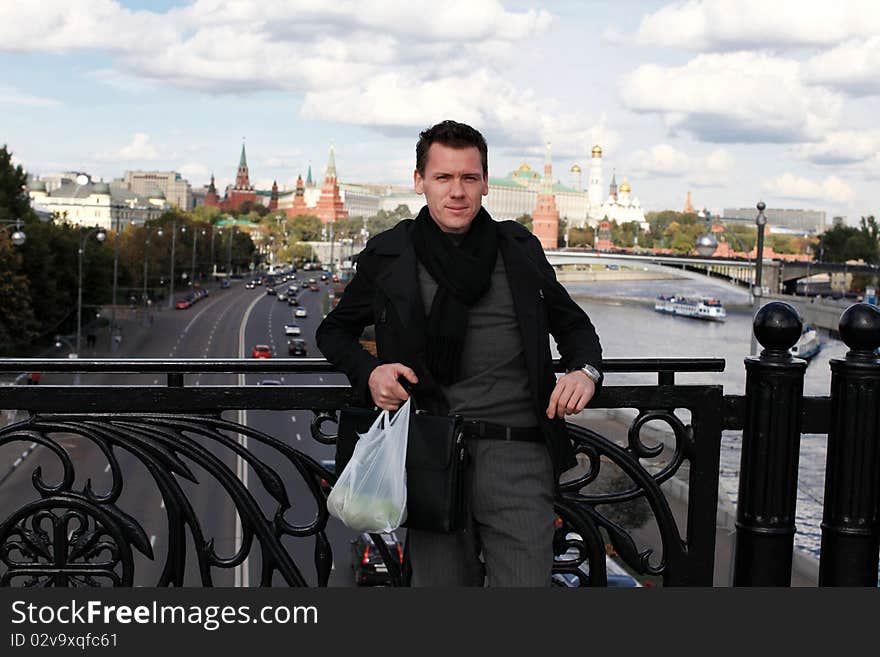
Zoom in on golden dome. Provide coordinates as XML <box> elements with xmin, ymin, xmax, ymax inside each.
<box><xmin>570</xmin><ymin>163</ymin><xmax>581</xmax><ymax>172</ymax></box>
<box><xmin>619</xmin><ymin>179</ymin><xmax>631</xmax><ymax>193</ymax></box>
<box><xmin>518</xmin><ymin>163</ymin><xmax>532</xmax><ymax>172</ymax></box>
<box><xmin>591</xmin><ymin>145</ymin><xmax>602</xmax><ymax>157</ymax></box>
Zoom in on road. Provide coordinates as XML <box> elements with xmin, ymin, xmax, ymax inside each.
<box><xmin>0</xmin><ymin>275</ymin><xmax>367</xmax><ymax>587</ymax></box>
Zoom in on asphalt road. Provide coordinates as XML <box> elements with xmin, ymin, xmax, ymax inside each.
<box><xmin>0</xmin><ymin>275</ymin><xmax>368</xmax><ymax>588</ymax></box>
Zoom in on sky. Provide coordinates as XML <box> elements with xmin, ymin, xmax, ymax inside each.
<box><xmin>2</xmin><ymin>0</ymin><xmax>879</xmax><ymax>225</ymax></box>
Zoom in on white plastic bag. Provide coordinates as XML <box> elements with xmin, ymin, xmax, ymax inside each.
<box><xmin>327</xmin><ymin>399</ymin><xmax>410</xmax><ymax>532</ymax></box>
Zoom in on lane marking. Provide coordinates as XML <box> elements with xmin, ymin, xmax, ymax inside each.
<box><xmin>296</xmin><ymin>433</ymin><xmax>301</xmax><ymax>441</ymax></box>
<box><xmin>318</xmin><ymin>376</ymin><xmax>324</xmax><ymax>383</ymax></box>
<box><xmin>160</xmin><ymin>499</ymin><xmax>165</xmax><ymax>509</ymax></box>
<box><xmin>150</xmin><ymin>535</ymin><xmax>157</xmax><ymax>548</ymax></box>
<box><xmin>234</xmin><ymin>290</ymin><xmax>263</xmax><ymax>589</ymax></box>
<box><xmin>104</xmin><ymin>464</ymin><xmax>110</xmax><ymax>473</ymax></box>
<box><xmin>291</xmin><ymin>415</ymin><xmax>296</xmax><ymax>423</ymax></box>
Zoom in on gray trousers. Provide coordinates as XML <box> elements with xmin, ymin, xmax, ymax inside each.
<box><xmin>407</xmin><ymin>438</ymin><xmax>556</xmax><ymax>587</ymax></box>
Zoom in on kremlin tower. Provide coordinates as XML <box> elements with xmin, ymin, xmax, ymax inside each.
<box><xmin>314</xmin><ymin>144</ymin><xmax>347</xmax><ymax>224</ymax></box>
<box><xmin>205</xmin><ymin>140</ymin><xmax>257</xmax><ymax>212</ymax></box>
<box><xmin>269</xmin><ymin>180</ymin><xmax>279</xmax><ymax>212</ymax></box>
<box><xmin>532</xmin><ymin>142</ymin><xmax>559</xmax><ymax>250</ymax></box>
<box><xmin>287</xmin><ymin>174</ymin><xmax>309</xmax><ymax>218</ymax></box>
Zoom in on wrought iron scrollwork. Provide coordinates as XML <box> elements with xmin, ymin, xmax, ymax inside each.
<box><xmin>0</xmin><ymin>413</ymin><xmax>338</xmax><ymax>587</ymax></box>
<box><xmin>553</xmin><ymin>410</ymin><xmax>691</xmax><ymax>586</ymax></box>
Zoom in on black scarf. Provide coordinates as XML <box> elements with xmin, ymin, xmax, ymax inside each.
<box><xmin>412</xmin><ymin>205</ymin><xmax>498</xmax><ymax>385</ymax></box>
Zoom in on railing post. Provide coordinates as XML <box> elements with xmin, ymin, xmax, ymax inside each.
<box><xmin>819</xmin><ymin>303</ymin><xmax>880</xmax><ymax>586</ymax></box>
<box><xmin>733</xmin><ymin>301</ymin><xmax>807</xmax><ymax>585</ymax></box>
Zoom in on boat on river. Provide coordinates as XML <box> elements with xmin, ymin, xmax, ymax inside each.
<box><xmin>653</xmin><ymin>295</ymin><xmax>727</xmax><ymax>322</ymax></box>
<box><xmin>790</xmin><ymin>325</ymin><xmax>822</xmax><ymax>360</ymax></box>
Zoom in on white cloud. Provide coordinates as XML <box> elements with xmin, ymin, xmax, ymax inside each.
<box><xmin>95</xmin><ymin>133</ymin><xmax>161</xmax><ymax>162</ymax></box>
<box><xmin>798</xmin><ymin>129</ymin><xmax>880</xmax><ymax>165</ymax></box>
<box><xmin>629</xmin><ymin>143</ymin><xmax>733</xmax><ymax>186</ymax></box>
<box><xmin>619</xmin><ymin>52</ymin><xmax>842</xmax><ymax>143</ymax></box>
<box><xmin>178</xmin><ymin>163</ymin><xmax>211</xmax><ymax>184</ymax></box>
<box><xmin>765</xmin><ymin>172</ymin><xmax>855</xmax><ymax>203</ymax></box>
<box><xmin>632</xmin><ymin>0</ymin><xmax>880</xmax><ymax>51</ymax></box>
<box><xmin>805</xmin><ymin>37</ymin><xmax>880</xmax><ymax>96</ymax></box>
<box><xmin>0</xmin><ymin>85</ymin><xmax>60</xmax><ymax>107</ymax></box>
<box><xmin>0</xmin><ymin>1</ymin><xmax>569</xmax><ymax>147</ymax></box>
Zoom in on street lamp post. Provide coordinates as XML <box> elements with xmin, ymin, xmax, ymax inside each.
<box><xmin>227</xmin><ymin>225</ymin><xmax>235</xmax><ymax>279</ymax></box>
<box><xmin>76</xmin><ymin>226</ymin><xmax>107</xmax><ymax>379</ymax></box>
<box><xmin>191</xmin><ymin>227</ymin><xmax>204</xmax><ymax>287</ymax></box>
<box><xmin>166</xmin><ymin>220</ymin><xmax>178</xmax><ymax>309</ymax></box>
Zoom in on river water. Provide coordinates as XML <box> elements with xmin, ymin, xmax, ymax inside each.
<box><xmin>560</xmin><ymin>275</ymin><xmax>847</xmax><ymax>565</ymax></box>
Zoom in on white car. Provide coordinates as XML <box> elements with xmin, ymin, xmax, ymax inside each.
<box><xmin>284</xmin><ymin>323</ymin><xmax>301</xmax><ymax>336</ymax></box>
<box><xmin>294</xmin><ymin>308</ymin><xmax>308</xmax><ymax>318</ymax></box>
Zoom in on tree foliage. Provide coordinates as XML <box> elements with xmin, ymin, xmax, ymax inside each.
<box><xmin>367</xmin><ymin>205</ymin><xmax>412</xmax><ymax>237</ymax></box>
<box><xmin>818</xmin><ymin>216</ymin><xmax>879</xmax><ymax>264</ymax></box>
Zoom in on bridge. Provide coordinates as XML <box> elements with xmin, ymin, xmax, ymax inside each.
<box><xmin>545</xmin><ymin>249</ymin><xmax>880</xmax><ymax>295</ymax></box>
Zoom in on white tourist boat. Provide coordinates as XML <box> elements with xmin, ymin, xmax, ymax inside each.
<box><xmin>653</xmin><ymin>295</ymin><xmax>727</xmax><ymax>322</ymax></box>
<box><xmin>789</xmin><ymin>325</ymin><xmax>822</xmax><ymax>360</ymax></box>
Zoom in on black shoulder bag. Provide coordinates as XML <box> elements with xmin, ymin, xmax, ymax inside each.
<box><xmin>335</xmin><ymin>400</ymin><xmax>466</xmax><ymax>533</ymax></box>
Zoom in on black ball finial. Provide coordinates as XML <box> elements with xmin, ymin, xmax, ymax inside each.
<box><xmin>757</xmin><ymin>201</ymin><xmax>766</xmax><ymax>212</ymax></box>
<box><xmin>754</xmin><ymin>302</ymin><xmax>802</xmax><ymax>355</ymax></box>
<box><xmin>839</xmin><ymin>303</ymin><xmax>880</xmax><ymax>357</ymax></box>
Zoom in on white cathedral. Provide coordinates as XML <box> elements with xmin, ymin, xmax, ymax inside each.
<box><xmin>576</xmin><ymin>145</ymin><xmax>646</xmax><ymax>225</ymax></box>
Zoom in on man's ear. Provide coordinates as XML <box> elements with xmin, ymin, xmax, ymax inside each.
<box><xmin>482</xmin><ymin>171</ymin><xmax>489</xmax><ymax>196</ymax></box>
<box><xmin>414</xmin><ymin>169</ymin><xmax>424</xmax><ymax>194</ymax></box>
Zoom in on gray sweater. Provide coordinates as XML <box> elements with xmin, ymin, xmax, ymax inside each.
<box><xmin>417</xmin><ymin>253</ymin><xmax>538</xmax><ymax>428</ymax></box>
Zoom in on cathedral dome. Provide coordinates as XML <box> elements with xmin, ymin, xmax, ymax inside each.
<box><xmin>591</xmin><ymin>145</ymin><xmax>602</xmax><ymax>157</ymax></box>
<box><xmin>570</xmin><ymin>164</ymin><xmax>581</xmax><ymax>172</ymax></box>
<box><xmin>619</xmin><ymin>180</ymin><xmax>631</xmax><ymax>193</ymax></box>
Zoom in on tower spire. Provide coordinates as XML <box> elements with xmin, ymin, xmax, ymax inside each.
<box><xmin>239</xmin><ymin>138</ymin><xmax>247</xmax><ymax>168</ymax></box>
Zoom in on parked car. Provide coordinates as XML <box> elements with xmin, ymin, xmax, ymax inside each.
<box><xmin>175</xmin><ymin>297</ymin><xmax>192</xmax><ymax>309</ymax></box>
<box><xmin>288</xmin><ymin>338</ymin><xmax>307</xmax><ymax>356</ymax></box>
<box><xmin>251</xmin><ymin>344</ymin><xmax>272</xmax><ymax>358</ymax></box>
<box><xmin>295</xmin><ymin>308</ymin><xmax>308</xmax><ymax>318</ymax></box>
<box><xmin>284</xmin><ymin>323</ymin><xmax>301</xmax><ymax>336</ymax></box>
<box><xmin>351</xmin><ymin>532</ymin><xmax>404</xmax><ymax>586</ymax></box>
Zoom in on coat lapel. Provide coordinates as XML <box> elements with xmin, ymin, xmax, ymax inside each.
<box><xmin>374</xmin><ymin>242</ymin><xmax>428</xmax><ymax>353</ymax></box>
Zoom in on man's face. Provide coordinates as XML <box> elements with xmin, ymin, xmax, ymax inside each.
<box><xmin>414</xmin><ymin>143</ymin><xmax>488</xmax><ymax>234</ymax></box>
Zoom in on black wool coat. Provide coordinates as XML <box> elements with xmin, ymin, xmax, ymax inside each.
<box><xmin>315</xmin><ymin>218</ymin><xmax>603</xmax><ymax>478</ymax></box>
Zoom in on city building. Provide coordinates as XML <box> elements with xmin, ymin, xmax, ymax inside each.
<box><xmin>484</xmin><ymin>163</ymin><xmax>586</xmax><ymax>226</ymax></box>
<box><xmin>121</xmin><ymin>170</ymin><xmax>193</xmax><ymax>211</ymax></box>
<box><xmin>27</xmin><ymin>176</ymin><xmax>169</xmax><ymax>230</ymax></box>
<box><xmin>532</xmin><ymin>143</ymin><xmax>560</xmax><ymax>249</ymax></box>
<box><xmin>314</xmin><ymin>144</ymin><xmax>348</xmax><ymax>224</ymax></box>
<box><xmin>723</xmin><ymin>207</ymin><xmax>827</xmax><ymax>234</ymax></box>
<box><xmin>205</xmin><ymin>142</ymin><xmax>257</xmax><ymax>212</ymax></box>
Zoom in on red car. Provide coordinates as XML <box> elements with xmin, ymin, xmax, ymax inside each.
<box><xmin>251</xmin><ymin>344</ymin><xmax>272</xmax><ymax>358</ymax></box>
<box><xmin>309</xmin><ymin>284</ymin><xmax>319</xmax><ymax>292</ymax></box>
<box><xmin>175</xmin><ymin>298</ymin><xmax>191</xmax><ymax>309</ymax></box>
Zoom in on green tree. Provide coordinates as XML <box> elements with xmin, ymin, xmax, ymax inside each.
<box><xmin>289</xmin><ymin>214</ymin><xmax>322</xmax><ymax>242</ymax></box>
<box><xmin>819</xmin><ymin>216</ymin><xmax>880</xmax><ymax>263</ymax></box>
<box><xmin>367</xmin><ymin>205</ymin><xmax>412</xmax><ymax>236</ymax></box>
<box><xmin>0</xmin><ymin>233</ymin><xmax>38</xmax><ymax>352</ymax></box>
<box><xmin>568</xmin><ymin>225</ymin><xmax>594</xmax><ymax>247</ymax></box>
<box><xmin>515</xmin><ymin>213</ymin><xmax>533</xmax><ymax>232</ymax></box>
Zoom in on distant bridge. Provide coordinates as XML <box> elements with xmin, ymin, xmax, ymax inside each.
<box><xmin>545</xmin><ymin>249</ymin><xmax>880</xmax><ymax>294</ymax></box>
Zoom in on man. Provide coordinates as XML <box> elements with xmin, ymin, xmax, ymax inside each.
<box><xmin>316</xmin><ymin>120</ymin><xmax>602</xmax><ymax>586</ymax></box>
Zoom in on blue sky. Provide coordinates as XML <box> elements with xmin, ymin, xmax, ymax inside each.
<box><xmin>2</xmin><ymin>0</ymin><xmax>879</xmax><ymax>224</ymax></box>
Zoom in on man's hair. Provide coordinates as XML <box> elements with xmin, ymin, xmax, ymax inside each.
<box><xmin>416</xmin><ymin>120</ymin><xmax>488</xmax><ymax>177</ymax></box>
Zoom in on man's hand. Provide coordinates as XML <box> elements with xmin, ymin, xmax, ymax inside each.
<box><xmin>546</xmin><ymin>370</ymin><xmax>596</xmax><ymax>419</ymax></box>
<box><xmin>368</xmin><ymin>363</ymin><xmax>419</xmax><ymax>411</ymax></box>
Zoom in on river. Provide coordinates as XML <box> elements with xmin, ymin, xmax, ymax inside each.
<box><xmin>560</xmin><ymin>275</ymin><xmax>845</xmax><ymax>564</ymax></box>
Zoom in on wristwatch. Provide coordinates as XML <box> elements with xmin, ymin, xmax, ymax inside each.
<box><xmin>567</xmin><ymin>364</ymin><xmax>602</xmax><ymax>384</ymax></box>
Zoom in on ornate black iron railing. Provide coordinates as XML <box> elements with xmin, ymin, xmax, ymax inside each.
<box><xmin>0</xmin><ymin>301</ymin><xmax>877</xmax><ymax>587</ymax></box>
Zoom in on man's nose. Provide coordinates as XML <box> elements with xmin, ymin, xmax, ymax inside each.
<box><xmin>449</xmin><ymin>178</ymin><xmax>465</xmax><ymax>197</ymax></box>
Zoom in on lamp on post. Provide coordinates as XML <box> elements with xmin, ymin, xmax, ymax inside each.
<box><xmin>142</xmin><ymin>222</ymin><xmax>162</xmax><ymax>320</ymax></box>
<box><xmin>750</xmin><ymin>201</ymin><xmax>768</xmax><ymax>355</ymax></box>
<box><xmin>694</xmin><ymin>207</ymin><xmax>718</xmax><ymax>258</ymax></box>
<box><xmin>76</xmin><ymin>226</ymin><xmax>107</xmax><ymax>381</ymax></box>
<box><xmin>0</xmin><ymin>218</ymin><xmax>27</xmax><ymax>246</ymax></box>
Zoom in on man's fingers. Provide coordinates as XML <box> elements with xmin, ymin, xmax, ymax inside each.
<box><xmin>398</xmin><ymin>365</ymin><xmax>419</xmax><ymax>385</ymax></box>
